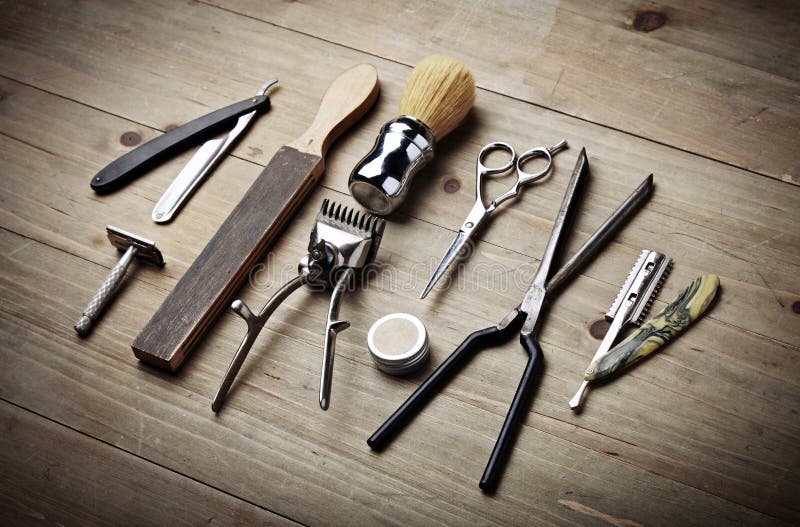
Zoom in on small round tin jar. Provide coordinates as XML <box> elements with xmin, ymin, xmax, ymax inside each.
<box><xmin>367</xmin><ymin>313</ymin><xmax>429</xmax><ymax>375</ymax></box>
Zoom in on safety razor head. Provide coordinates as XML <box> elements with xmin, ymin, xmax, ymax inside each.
<box><xmin>106</xmin><ymin>225</ymin><xmax>165</xmax><ymax>267</ymax></box>
<box><xmin>606</xmin><ymin>249</ymin><xmax>671</xmax><ymax>326</ymax></box>
<box><xmin>310</xmin><ymin>199</ymin><xmax>386</xmax><ymax>270</ymax></box>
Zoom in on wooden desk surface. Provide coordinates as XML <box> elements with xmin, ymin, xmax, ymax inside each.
<box><xmin>1</xmin><ymin>1</ymin><xmax>798</xmax><ymax>525</ymax></box>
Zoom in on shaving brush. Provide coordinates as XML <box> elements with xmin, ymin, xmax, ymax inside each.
<box><xmin>349</xmin><ymin>55</ymin><xmax>475</xmax><ymax>215</ymax></box>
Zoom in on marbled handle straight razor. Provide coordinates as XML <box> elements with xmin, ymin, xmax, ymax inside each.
<box><xmin>132</xmin><ymin>65</ymin><xmax>380</xmax><ymax>371</ymax></box>
<box><xmin>585</xmin><ymin>274</ymin><xmax>720</xmax><ymax>381</ymax></box>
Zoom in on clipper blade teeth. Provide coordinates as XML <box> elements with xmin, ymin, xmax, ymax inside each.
<box><xmin>317</xmin><ymin>199</ymin><xmax>385</xmax><ymax>236</ymax></box>
<box><xmin>313</xmin><ymin>199</ymin><xmax>386</xmax><ymax>267</ymax></box>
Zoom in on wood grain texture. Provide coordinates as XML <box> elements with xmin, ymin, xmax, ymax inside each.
<box><xmin>0</xmin><ymin>401</ymin><xmax>296</xmax><ymax>527</ymax></box>
<box><xmin>0</xmin><ymin>230</ymin><xmax>792</xmax><ymax>527</ymax></box>
<box><xmin>0</xmin><ymin>1</ymin><xmax>795</xmax><ymax>331</ymax></box>
<box><xmin>211</xmin><ymin>0</ymin><xmax>800</xmax><ymax>185</ymax></box>
<box><xmin>0</xmin><ymin>0</ymin><xmax>799</xmax><ymax>525</ymax></box>
<box><xmin>288</xmin><ymin>63</ymin><xmax>380</xmax><ymax>158</ymax></box>
<box><xmin>133</xmin><ymin>64</ymin><xmax>378</xmax><ymax>370</ymax></box>
<box><xmin>132</xmin><ymin>146</ymin><xmax>321</xmax><ymax>370</ymax></box>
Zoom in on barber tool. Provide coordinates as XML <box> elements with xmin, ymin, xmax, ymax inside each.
<box><xmin>421</xmin><ymin>140</ymin><xmax>569</xmax><ymax>299</ymax></box>
<box><xmin>568</xmin><ymin>249</ymin><xmax>672</xmax><ymax>410</ymax></box>
<box><xmin>368</xmin><ymin>150</ymin><xmax>654</xmax><ymax>492</ymax></box>
<box><xmin>584</xmin><ymin>273</ymin><xmax>719</xmax><ymax>382</ymax></box>
<box><xmin>349</xmin><ymin>55</ymin><xmax>475</xmax><ymax>215</ymax></box>
<box><xmin>74</xmin><ymin>226</ymin><xmax>165</xmax><ymax>337</ymax></box>
<box><xmin>152</xmin><ymin>80</ymin><xmax>279</xmax><ymax>223</ymax></box>
<box><xmin>91</xmin><ymin>80</ymin><xmax>276</xmax><ymax>194</ymax></box>
<box><xmin>367</xmin><ymin>313</ymin><xmax>430</xmax><ymax>375</ymax></box>
<box><xmin>212</xmin><ymin>199</ymin><xmax>386</xmax><ymax>412</ymax></box>
<box><xmin>132</xmin><ymin>64</ymin><xmax>380</xmax><ymax>372</ymax></box>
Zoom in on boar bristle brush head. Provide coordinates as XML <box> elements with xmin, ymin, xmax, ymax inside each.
<box><xmin>399</xmin><ymin>55</ymin><xmax>475</xmax><ymax>140</ymax></box>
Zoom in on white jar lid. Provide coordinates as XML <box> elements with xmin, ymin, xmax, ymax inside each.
<box><xmin>367</xmin><ymin>313</ymin><xmax>429</xmax><ymax>375</ymax></box>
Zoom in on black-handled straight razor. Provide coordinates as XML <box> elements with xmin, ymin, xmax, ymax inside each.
<box><xmin>91</xmin><ymin>82</ymin><xmax>275</xmax><ymax>193</ymax></box>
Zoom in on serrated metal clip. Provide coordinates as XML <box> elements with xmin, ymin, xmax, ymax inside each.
<box><xmin>607</xmin><ymin>250</ymin><xmax>672</xmax><ymax>326</ymax></box>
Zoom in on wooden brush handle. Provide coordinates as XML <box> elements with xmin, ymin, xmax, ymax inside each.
<box><xmin>288</xmin><ymin>64</ymin><xmax>380</xmax><ymax>160</ymax></box>
<box><xmin>584</xmin><ymin>274</ymin><xmax>719</xmax><ymax>381</ymax></box>
<box><xmin>132</xmin><ymin>64</ymin><xmax>379</xmax><ymax>372</ymax></box>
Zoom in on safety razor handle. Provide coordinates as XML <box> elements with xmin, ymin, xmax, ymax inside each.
<box><xmin>75</xmin><ymin>245</ymin><xmax>137</xmax><ymax>336</ymax></box>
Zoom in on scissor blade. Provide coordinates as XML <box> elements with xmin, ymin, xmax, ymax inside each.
<box><xmin>420</xmin><ymin>231</ymin><xmax>470</xmax><ymax>299</ymax></box>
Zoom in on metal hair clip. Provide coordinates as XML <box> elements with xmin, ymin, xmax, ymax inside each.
<box><xmin>212</xmin><ymin>199</ymin><xmax>385</xmax><ymax>412</ymax></box>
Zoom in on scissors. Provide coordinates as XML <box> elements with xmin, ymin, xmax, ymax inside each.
<box><xmin>420</xmin><ymin>139</ymin><xmax>569</xmax><ymax>299</ymax></box>
<box><xmin>368</xmin><ymin>149</ymin><xmax>655</xmax><ymax>492</ymax></box>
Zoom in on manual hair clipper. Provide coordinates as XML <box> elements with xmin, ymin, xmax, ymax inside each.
<box><xmin>569</xmin><ymin>249</ymin><xmax>672</xmax><ymax>410</ymax></box>
<box><xmin>212</xmin><ymin>199</ymin><xmax>386</xmax><ymax>412</ymax></box>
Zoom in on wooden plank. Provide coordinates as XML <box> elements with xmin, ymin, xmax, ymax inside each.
<box><xmin>1</xmin><ymin>42</ymin><xmax>798</xmax><ymax>500</ymax></box>
<box><xmin>0</xmin><ymin>1</ymin><xmax>798</xmax><ymax>524</ymax></box>
<box><xmin>208</xmin><ymin>0</ymin><xmax>800</xmax><ymax>184</ymax></box>
<box><xmin>3</xmin><ymin>0</ymin><xmax>800</xmax><ymax>186</ymax></box>
<box><xmin>1</xmin><ymin>73</ymin><xmax>798</xmax><ymax>521</ymax></box>
<box><xmin>133</xmin><ymin>64</ymin><xmax>378</xmax><ymax>371</ymax></box>
<box><xmin>1</xmin><ymin>54</ymin><xmax>798</xmax><ymax>348</ymax></box>
<box><xmin>0</xmin><ymin>0</ymin><xmax>797</xmax><ymax>341</ymax></box>
<box><xmin>0</xmin><ymin>229</ymin><xmax>792</xmax><ymax>526</ymax></box>
<box><xmin>0</xmin><ymin>401</ymin><xmax>297</xmax><ymax>526</ymax></box>
<box><xmin>132</xmin><ymin>146</ymin><xmax>321</xmax><ymax>370</ymax></box>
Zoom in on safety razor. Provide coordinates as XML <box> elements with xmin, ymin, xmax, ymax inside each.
<box><xmin>74</xmin><ymin>226</ymin><xmax>165</xmax><ymax>337</ymax></box>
